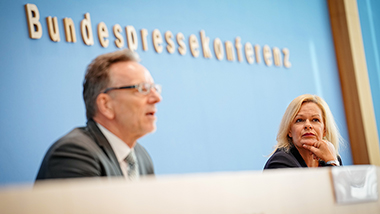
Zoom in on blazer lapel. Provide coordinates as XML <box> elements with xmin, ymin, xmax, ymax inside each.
<box><xmin>290</xmin><ymin>146</ymin><xmax>308</xmax><ymax>167</ymax></box>
<box><xmin>86</xmin><ymin>119</ymin><xmax>123</xmax><ymax>174</ymax></box>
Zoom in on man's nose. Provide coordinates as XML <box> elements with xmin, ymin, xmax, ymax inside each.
<box><xmin>148</xmin><ymin>88</ymin><xmax>162</xmax><ymax>103</ymax></box>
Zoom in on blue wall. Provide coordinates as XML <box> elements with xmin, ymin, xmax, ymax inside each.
<box><xmin>358</xmin><ymin>0</ymin><xmax>380</xmax><ymax>144</ymax></box>
<box><xmin>0</xmin><ymin>0</ymin><xmax>353</xmax><ymax>185</ymax></box>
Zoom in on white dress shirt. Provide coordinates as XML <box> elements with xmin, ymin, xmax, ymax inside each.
<box><xmin>96</xmin><ymin>123</ymin><xmax>139</xmax><ymax>180</ymax></box>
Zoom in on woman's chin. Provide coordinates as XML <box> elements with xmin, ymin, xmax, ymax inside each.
<box><xmin>294</xmin><ymin>139</ymin><xmax>315</xmax><ymax>149</ymax></box>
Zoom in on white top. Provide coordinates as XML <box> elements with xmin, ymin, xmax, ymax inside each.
<box><xmin>96</xmin><ymin>123</ymin><xmax>133</xmax><ymax>179</ymax></box>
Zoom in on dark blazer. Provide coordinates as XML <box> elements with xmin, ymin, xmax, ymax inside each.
<box><xmin>36</xmin><ymin>119</ymin><xmax>154</xmax><ymax>180</ymax></box>
<box><xmin>263</xmin><ymin>146</ymin><xmax>342</xmax><ymax>169</ymax></box>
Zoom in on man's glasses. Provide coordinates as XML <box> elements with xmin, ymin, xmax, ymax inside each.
<box><xmin>102</xmin><ymin>83</ymin><xmax>162</xmax><ymax>95</ymax></box>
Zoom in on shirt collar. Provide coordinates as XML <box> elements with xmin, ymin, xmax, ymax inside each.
<box><xmin>96</xmin><ymin>122</ymin><xmax>132</xmax><ymax>163</ymax></box>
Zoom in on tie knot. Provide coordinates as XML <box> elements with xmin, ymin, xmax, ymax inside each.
<box><xmin>125</xmin><ymin>151</ymin><xmax>136</xmax><ymax>166</ymax></box>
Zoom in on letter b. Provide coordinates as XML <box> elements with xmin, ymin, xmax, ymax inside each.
<box><xmin>25</xmin><ymin>4</ymin><xmax>42</xmax><ymax>39</ymax></box>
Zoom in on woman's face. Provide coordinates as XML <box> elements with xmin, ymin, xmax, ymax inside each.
<box><xmin>288</xmin><ymin>102</ymin><xmax>325</xmax><ymax>149</ymax></box>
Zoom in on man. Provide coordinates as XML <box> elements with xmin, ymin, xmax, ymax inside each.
<box><xmin>36</xmin><ymin>49</ymin><xmax>162</xmax><ymax>180</ymax></box>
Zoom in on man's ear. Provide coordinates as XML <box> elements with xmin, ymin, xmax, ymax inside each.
<box><xmin>96</xmin><ymin>93</ymin><xmax>115</xmax><ymax>120</ymax></box>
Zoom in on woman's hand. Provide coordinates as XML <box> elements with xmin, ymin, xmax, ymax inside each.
<box><xmin>302</xmin><ymin>139</ymin><xmax>337</xmax><ymax>163</ymax></box>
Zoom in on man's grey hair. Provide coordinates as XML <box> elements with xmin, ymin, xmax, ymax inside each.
<box><xmin>83</xmin><ymin>49</ymin><xmax>140</xmax><ymax>120</ymax></box>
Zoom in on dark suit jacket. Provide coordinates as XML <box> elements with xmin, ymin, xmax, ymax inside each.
<box><xmin>36</xmin><ymin>119</ymin><xmax>154</xmax><ymax>180</ymax></box>
<box><xmin>263</xmin><ymin>146</ymin><xmax>342</xmax><ymax>169</ymax></box>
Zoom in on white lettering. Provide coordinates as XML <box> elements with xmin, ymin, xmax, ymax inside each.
<box><xmin>165</xmin><ymin>31</ymin><xmax>175</xmax><ymax>54</ymax></box>
<box><xmin>46</xmin><ymin>16</ymin><xmax>60</xmax><ymax>42</ymax></box>
<box><xmin>244</xmin><ymin>42</ymin><xmax>254</xmax><ymax>64</ymax></box>
<box><xmin>22</xmin><ymin>5</ymin><xmax>293</xmax><ymax>68</ymax></box>
<box><xmin>97</xmin><ymin>22</ymin><xmax>109</xmax><ymax>48</ymax></box>
<box><xmin>176</xmin><ymin>32</ymin><xmax>186</xmax><ymax>55</ymax></box>
<box><xmin>189</xmin><ymin>34</ymin><xmax>199</xmax><ymax>57</ymax></box>
<box><xmin>283</xmin><ymin>48</ymin><xmax>292</xmax><ymax>68</ymax></box>
<box><xmin>235</xmin><ymin>37</ymin><xmax>243</xmax><ymax>62</ymax></box>
<box><xmin>200</xmin><ymin>30</ymin><xmax>212</xmax><ymax>58</ymax></box>
<box><xmin>263</xmin><ymin>45</ymin><xmax>272</xmax><ymax>66</ymax></box>
<box><xmin>273</xmin><ymin>47</ymin><xmax>282</xmax><ymax>67</ymax></box>
<box><xmin>80</xmin><ymin>13</ymin><xmax>94</xmax><ymax>46</ymax></box>
<box><xmin>152</xmin><ymin>29</ymin><xmax>163</xmax><ymax>53</ymax></box>
<box><xmin>63</xmin><ymin>18</ymin><xmax>76</xmax><ymax>43</ymax></box>
<box><xmin>113</xmin><ymin>24</ymin><xmax>124</xmax><ymax>48</ymax></box>
<box><xmin>126</xmin><ymin>26</ymin><xmax>138</xmax><ymax>51</ymax></box>
<box><xmin>25</xmin><ymin>4</ymin><xmax>42</xmax><ymax>39</ymax></box>
<box><xmin>214</xmin><ymin>38</ymin><xmax>224</xmax><ymax>60</ymax></box>
<box><xmin>225</xmin><ymin>41</ymin><xmax>235</xmax><ymax>61</ymax></box>
<box><xmin>140</xmin><ymin>29</ymin><xmax>148</xmax><ymax>51</ymax></box>
<box><xmin>254</xmin><ymin>45</ymin><xmax>261</xmax><ymax>63</ymax></box>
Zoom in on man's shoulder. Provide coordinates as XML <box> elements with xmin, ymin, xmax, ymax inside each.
<box><xmin>55</xmin><ymin>126</ymin><xmax>90</xmax><ymax>142</ymax></box>
<box><xmin>133</xmin><ymin>142</ymin><xmax>151</xmax><ymax>159</ymax></box>
<box><xmin>134</xmin><ymin>142</ymin><xmax>154</xmax><ymax>175</ymax></box>
<box><xmin>60</xmin><ymin>126</ymin><xmax>90</xmax><ymax>140</ymax></box>
<box><xmin>48</xmin><ymin>126</ymin><xmax>97</xmax><ymax>152</ymax></box>
<box><xmin>36</xmin><ymin>124</ymin><xmax>120</xmax><ymax>180</ymax></box>
<box><xmin>134</xmin><ymin>142</ymin><xmax>146</xmax><ymax>151</ymax></box>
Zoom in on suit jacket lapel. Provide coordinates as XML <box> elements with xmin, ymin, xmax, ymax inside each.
<box><xmin>86</xmin><ymin>119</ymin><xmax>123</xmax><ymax>175</ymax></box>
<box><xmin>290</xmin><ymin>146</ymin><xmax>308</xmax><ymax>167</ymax></box>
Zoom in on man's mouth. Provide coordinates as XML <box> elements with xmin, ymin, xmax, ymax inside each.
<box><xmin>146</xmin><ymin>111</ymin><xmax>156</xmax><ymax>116</ymax></box>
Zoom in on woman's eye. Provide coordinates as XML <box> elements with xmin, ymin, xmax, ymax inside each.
<box><xmin>295</xmin><ymin>119</ymin><xmax>303</xmax><ymax>123</ymax></box>
<box><xmin>312</xmin><ymin>118</ymin><xmax>320</xmax><ymax>122</ymax></box>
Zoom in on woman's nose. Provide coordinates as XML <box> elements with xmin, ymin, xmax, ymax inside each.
<box><xmin>304</xmin><ymin>120</ymin><xmax>312</xmax><ymax>129</ymax></box>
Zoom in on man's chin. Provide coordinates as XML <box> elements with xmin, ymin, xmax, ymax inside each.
<box><xmin>146</xmin><ymin>125</ymin><xmax>157</xmax><ymax>134</ymax></box>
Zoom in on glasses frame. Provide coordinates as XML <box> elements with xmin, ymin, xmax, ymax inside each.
<box><xmin>102</xmin><ymin>83</ymin><xmax>162</xmax><ymax>95</ymax></box>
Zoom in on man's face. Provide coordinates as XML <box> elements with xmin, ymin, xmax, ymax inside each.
<box><xmin>107</xmin><ymin>61</ymin><xmax>162</xmax><ymax>141</ymax></box>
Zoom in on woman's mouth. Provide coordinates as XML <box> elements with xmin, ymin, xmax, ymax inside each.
<box><xmin>302</xmin><ymin>133</ymin><xmax>315</xmax><ymax>137</ymax></box>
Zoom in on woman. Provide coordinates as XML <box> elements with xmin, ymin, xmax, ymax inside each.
<box><xmin>264</xmin><ymin>94</ymin><xmax>343</xmax><ymax>169</ymax></box>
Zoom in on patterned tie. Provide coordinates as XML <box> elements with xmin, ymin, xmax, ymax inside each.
<box><xmin>125</xmin><ymin>150</ymin><xmax>139</xmax><ymax>181</ymax></box>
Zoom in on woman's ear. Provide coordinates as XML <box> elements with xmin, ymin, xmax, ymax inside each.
<box><xmin>96</xmin><ymin>93</ymin><xmax>115</xmax><ymax>119</ymax></box>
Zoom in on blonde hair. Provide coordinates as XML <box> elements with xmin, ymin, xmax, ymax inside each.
<box><xmin>275</xmin><ymin>94</ymin><xmax>342</xmax><ymax>154</ymax></box>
